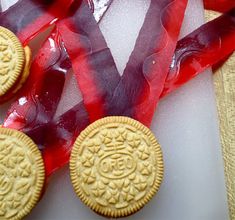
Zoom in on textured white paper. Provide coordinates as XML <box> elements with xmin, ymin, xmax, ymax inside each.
<box><xmin>0</xmin><ymin>0</ymin><xmax>229</xmax><ymax>219</ymax></box>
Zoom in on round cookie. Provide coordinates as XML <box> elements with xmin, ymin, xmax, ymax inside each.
<box><xmin>0</xmin><ymin>26</ymin><xmax>25</xmax><ymax>96</ymax></box>
<box><xmin>0</xmin><ymin>128</ymin><xmax>45</xmax><ymax>220</ymax></box>
<box><xmin>70</xmin><ymin>116</ymin><xmax>164</xmax><ymax>218</ymax></box>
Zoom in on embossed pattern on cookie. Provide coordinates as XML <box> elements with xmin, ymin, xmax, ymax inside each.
<box><xmin>0</xmin><ymin>26</ymin><xmax>25</xmax><ymax>96</ymax></box>
<box><xmin>0</xmin><ymin>46</ymin><xmax>32</xmax><ymax>104</ymax></box>
<box><xmin>0</xmin><ymin>128</ymin><xmax>45</xmax><ymax>220</ymax></box>
<box><xmin>70</xmin><ymin>116</ymin><xmax>164</xmax><ymax>218</ymax></box>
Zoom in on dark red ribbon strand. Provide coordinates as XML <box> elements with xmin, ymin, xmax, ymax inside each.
<box><xmin>105</xmin><ymin>0</ymin><xmax>188</xmax><ymax>126</ymax></box>
<box><xmin>161</xmin><ymin>8</ymin><xmax>235</xmax><ymax>98</ymax></box>
<box><xmin>59</xmin><ymin>0</ymin><xmax>188</xmax><ymax>127</ymax></box>
<box><xmin>0</xmin><ymin>0</ymin><xmax>74</xmax><ymax>45</ymax></box>
<box><xmin>43</xmin><ymin>103</ymin><xmax>89</xmax><ymax>176</ymax></box>
<box><xmin>203</xmin><ymin>0</ymin><xmax>235</xmax><ymax>12</ymax></box>
<box><xmin>57</xmin><ymin>0</ymin><xmax>120</xmax><ymax>122</ymax></box>
<box><xmin>4</xmin><ymin>28</ymin><xmax>71</xmax><ymax>147</ymax></box>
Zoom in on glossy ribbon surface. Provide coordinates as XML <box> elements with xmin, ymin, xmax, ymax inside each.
<box><xmin>2</xmin><ymin>1</ymin><xmax>235</xmax><ymax>176</ymax></box>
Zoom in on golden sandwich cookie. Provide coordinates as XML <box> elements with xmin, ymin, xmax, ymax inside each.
<box><xmin>70</xmin><ymin>116</ymin><xmax>164</xmax><ymax>218</ymax></box>
<box><xmin>0</xmin><ymin>127</ymin><xmax>45</xmax><ymax>220</ymax></box>
<box><xmin>0</xmin><ymin>26</ymin><xmax>31</xmax><ymax>103</ymax></box>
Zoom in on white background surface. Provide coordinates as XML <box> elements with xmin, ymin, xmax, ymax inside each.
<box><xmin>0</xmin><ymin>0</ymin><xmax>229</xmax><ymax>219</ymax></box>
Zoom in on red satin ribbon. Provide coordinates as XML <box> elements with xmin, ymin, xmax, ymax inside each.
<box><xmin>4</xmin><ymin>28</ymin><xmax>71</xmax><ymax>144</ymax></box>
<box><xmin>161</xmin><ymin>8</ymin><xmax>235</xmax><ymax>97</ymax></box>
<box><xmin>0</xmin><ymin>0</ymin><xmax>75</xmax><ymax>45</ymax></box>
<box><xmin>58</xmin><ymin>0</ymin><xmax>188</xmax><ymax>127</ymax></box>
<box><xmin>57</xmin><ymin>0</ymin><xmax>120</xmax><ymax>122</ymax></box>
